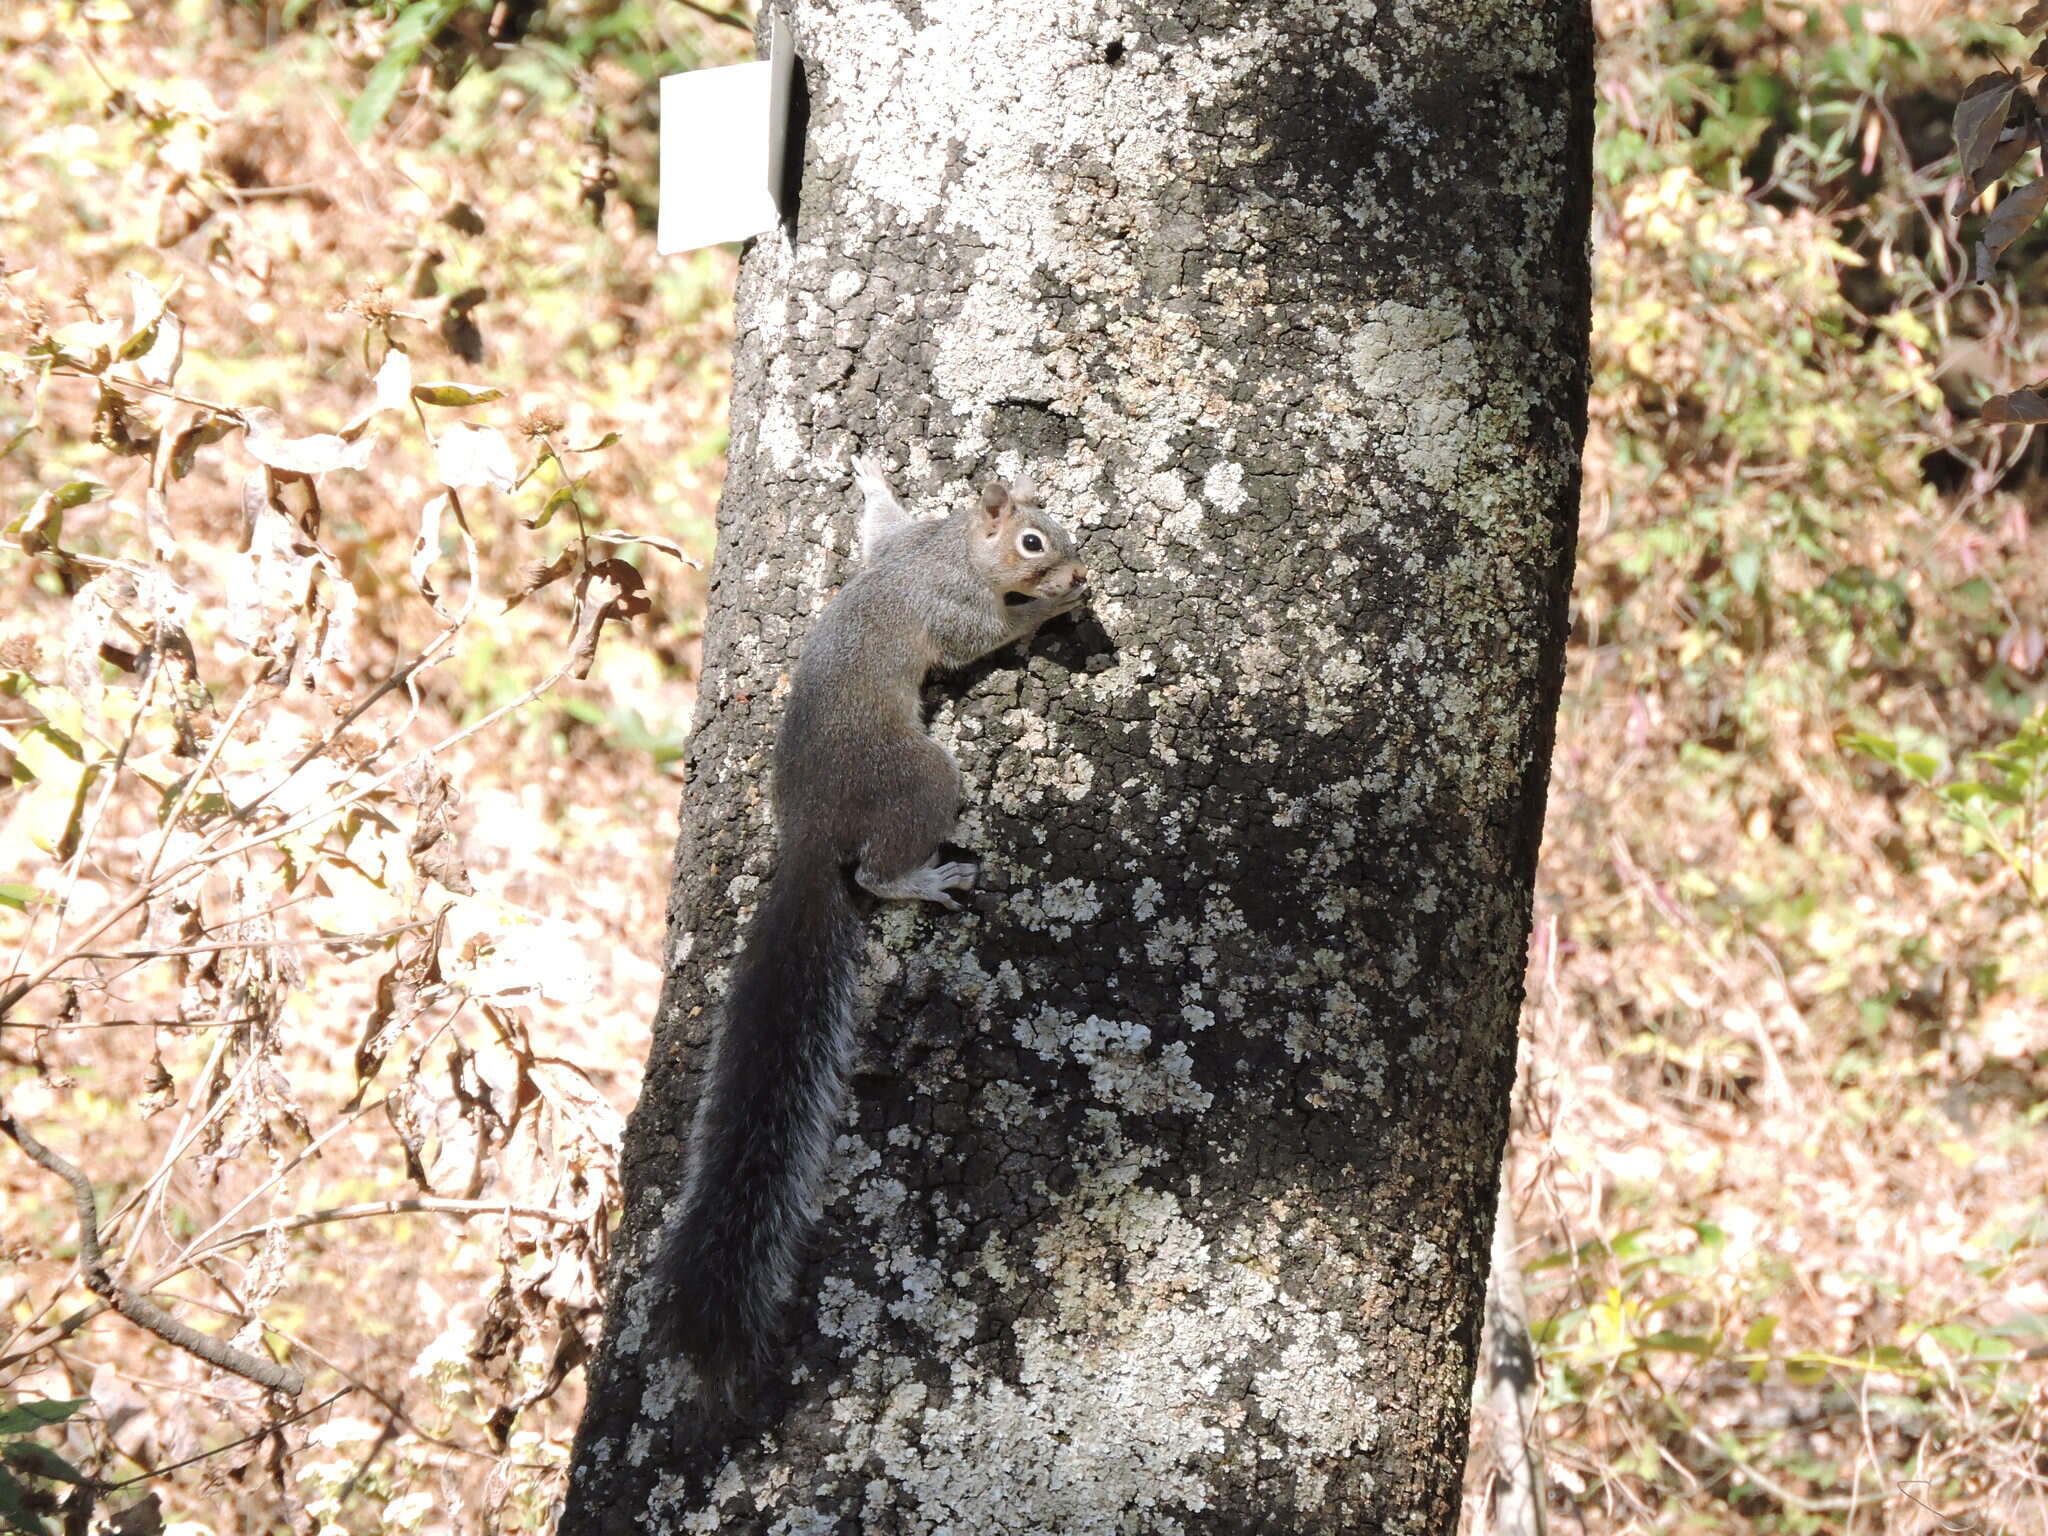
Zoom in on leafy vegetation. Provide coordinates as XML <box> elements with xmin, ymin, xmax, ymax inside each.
<box><xmin>1475</xmin><ymin>1</ymin><xmax>2048</xmax><ymax>1530</ymax></box>
<box><xmin>1</xmin><ymin>1</ymin><xmax>735</xmax><ymax>1527</ymax></box>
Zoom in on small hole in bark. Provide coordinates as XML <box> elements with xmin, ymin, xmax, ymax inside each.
<box><xmin>1103</xmin><ymin>38</ymin><xmax>1125</xmax><ymax>63</ymax></box>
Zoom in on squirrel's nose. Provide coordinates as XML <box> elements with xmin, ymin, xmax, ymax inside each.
<box><xmin>1070</xmin><ymin>567</ymin><xmax>1089</xmax><ymax>590</ymax></box>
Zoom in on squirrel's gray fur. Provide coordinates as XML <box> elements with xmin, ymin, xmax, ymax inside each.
<box><xmin>655</xmin><ymin>457</ymin><xmax>1088</xmax><ymax>1397</ymax></box>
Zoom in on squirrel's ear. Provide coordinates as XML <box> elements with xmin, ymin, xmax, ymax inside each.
<box><xmin>980</xmin><ymin>484</ymin><xmax>1012</xmax><ymax>522</ymax></box>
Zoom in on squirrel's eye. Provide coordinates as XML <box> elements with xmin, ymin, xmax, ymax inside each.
<box><xmin>1019</xmin><ymin>532</ymin><xmax>1045</xmax><ymax>556</ymax></box>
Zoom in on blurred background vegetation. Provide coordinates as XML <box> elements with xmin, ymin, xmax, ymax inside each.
<box><xmin>1</xmin><ymin>0</ymin><xmax>2046</xmax><ymax>1532</ymax></box>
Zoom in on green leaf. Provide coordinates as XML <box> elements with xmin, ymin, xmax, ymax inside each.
<box><xmin>1729</xmin><ymin>544</ymin><xmax>1762</xmax><ymax>597</ymax></box>
<box><xmin>51</xmin><ymin>482</ymin><xmax>110</xmax><ymax>510</ymax></box>
<box><xmin>410</xmin><ymin>381</ymin><xmax>503</xmax><ymax>407</ymax></box>
<box><xmin>0</xmin><ymin>1465</ymin><xmax>53</xmax><ymax>1536</ymax></box>
<box><xmin>0</xmin><ymin>1441</ymin><xmax>84</xmax><ymax>1485</ymax></box>
<box><xmin>1742</xmin><ymin>1315</ymin><xmax>1779</xmax><ymax>1351</ymax></box>
<box><xmin>347</xmin><ymin>0</ymin><xmax>464</xmax><ymax>141</ymax></box>
<box><xmin>0</xmin><ymin>885</ymin><xmax>36</xmax><ymax>911</ymax></box>
<box><xmin>525</xmin><ymin>484</ymin><xmax>579</xmax><ymax>531</ymax></box>
<box><xmin>0</xmin><ymin>1400</ymin><xmax>86</xmax><ymax>1436</ymax></box>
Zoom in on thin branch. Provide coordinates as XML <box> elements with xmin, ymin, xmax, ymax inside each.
<box><xmin>1</xmin><ymin>645</ymin><xmax>575</xmax><ymax>1019</ymax></box>
<box><xmin>0</xmin><ymin>1104</ymin><xmax>305</xmax><ymax>1395</ymax></box>
<box><xmin>136</xmin><ymin>1095</ymin><xmax>393</xmax><ymax>1298</ymax></box>
<box><xmin>261</xmin><ymin>1325</ymin><xmax>562</xmax><ymax>1472</ymax></box>
<box><xmin>66</xmin><ymin>918</ymin><xmax>434</xmax><ymax>961</ymax></box>
<box><xmin>1683</xmin><ymin>1425</ymin><xmax>1892</xmax><ymax>1516</ymax></box>
<box><xmin>108</xmin><ymin>1028</ymin><xmax>247</xmax><ymax>1285</ymax></box>
<box><xmin>0</xmin><ymin>1013</ymin><xmax>263</xmax><ymax>1033</ymax></box>
<box><xmin>195</xmin><ymin>1196</ymin><xmax>588</xmax><ymax>1255</ymax></box>
<box><xmin>138</xmin><ymin>675</ymin><xmax>264</xmax><ymax>890</ymax></box>
<box><xmin>4</xmin><ymin>661</ymin><xmax>161</xmax><ymax>1004</ymax></box>
<box><xmin>100</xmin><ymin>1388</ymin><xmax>352</xmax><ymax>1493</ymax></box>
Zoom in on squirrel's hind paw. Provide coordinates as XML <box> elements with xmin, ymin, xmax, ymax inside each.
<box><xmin>858</xmin><ymin>858</ymin><xmax>978</xmax><ymax>909</ymax></box>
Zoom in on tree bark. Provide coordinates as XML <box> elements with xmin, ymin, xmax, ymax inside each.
<box><xmin>563</xmin><ymin>0</ymin><xmax>1591</xmax><ymax>1530</ymax></box>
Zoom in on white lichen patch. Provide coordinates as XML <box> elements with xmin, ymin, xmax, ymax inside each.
<box><xmin>809</xmin><ymin>1148</ymin><xmax>1404</xmax><ymax>1532</ymax></box>
<box><xmin>1005</xmin><ymin>876</ymin><xmax>1104</xmax><ymax>937</ymax></box>
<box><xmin>816</xmin><ymin>1275</ymin><xmax>886</xmax><ymax>1352</ymax></box>
<box><xmin>1251</xmin><ymin>1317</ymin><xmax>1384</xmax><ymax>1471</ymax></box>
<box><xmin>1011</xmin><ymin>1009</ymin><xmax>1213</xmax><ymax>1115</ymax></box>
<box><xmin>887</xmin><ymin>1256</ymin><xmax>982</xmax><ymax>1351</ymax></box>
<box><xmin>1340</xmin><ymin>303</ymin><xmax>1482</xmax><ymax>494</ymax></box>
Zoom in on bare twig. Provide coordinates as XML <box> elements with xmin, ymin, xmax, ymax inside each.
<box><xmin>138</xmin><ymin>1094</ymin><xmax>393</xmax><ymax>1297</ymax></box>
<box><xmin>107</xmin><ymin>1028</ymin><xmax>247</xmax><ymax>1286</ymax></box>
<box><xmin>138</xmin><ymin>676</ymin><xmax>264</xmax><ymax>890</ymax></box>
<box><xmin>68</xmin><ymin>918</ymin><xmax>435</xmax><ymax>962</ymax></box>
<box><xmin>100</xmin><ymin>1388</ymin><xmax>352</xmax><ymax>1493</ymax></box>
<box><xmin>0</xmin><ymin>1103</ymin><xmax>305</xmax><ymax>1394</ymax></box>
<box><xmin>0</xmin><ymin>647</ymin><xmax>575</xmax><ymax>1019</ymax></box>
<box><xmin>4</xmin><ymin>661</ymin><xmax>162</xmax><ymax>1008</ymax></box>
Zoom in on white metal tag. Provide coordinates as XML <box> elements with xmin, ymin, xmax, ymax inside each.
<box><xmin>657</xmin><ymin>14</ymin><xmax>797</xmax><ymax>255</ymax></box>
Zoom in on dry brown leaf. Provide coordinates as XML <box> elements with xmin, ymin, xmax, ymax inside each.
<box><xmin>568</xmin><ymin>558</ymin><xmax>650</xmax><ymax>679</ymax></box>
<box><xmin>1957</xmin><ymin>76</ymin><xmax>2020</xmax><ymax>186</ymax></box>
<box><xmin>1980</xmin><ymin>387</ymin><xmax>2048</xmax><ymax>422</ymax></box>
<box><xmin>1972</xmin><ymin>92</ymin><xmax>2040</xmax><ymax>193</ymax></box>
<box><xmin>588</xmin><ymin>529</ymin><xmax>703</xmax><ymax>568</ymax></box>
<box><xmin>165</xmin><ymin>405</ymin><xmax>233</xmax><ymax>480</ymax></box>
<box><xmin>504</xmin><ymin>549</ymin><xmax>577</xmax><ymax>611</ymax></box>
<box><xmin>411</xmin><ymin>492</ymin><xmax>451</xmax><ymax>615</ymax></box>
<box><xmin>1975</xmin><ymin>175</ymin><xmax>2048</xmax><ymax>277</ymax></box>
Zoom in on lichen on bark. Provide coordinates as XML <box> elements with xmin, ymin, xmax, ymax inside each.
<box><xmin>564</xmin><ymin>0</ymin><xmax>1592</xmax><ymax>1530</ymax></box>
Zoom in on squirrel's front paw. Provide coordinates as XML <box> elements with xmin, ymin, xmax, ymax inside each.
<box><xmin>927</xmin><ymin>860</ymin><xmax>978</xmax><ymax>910</ymax></box>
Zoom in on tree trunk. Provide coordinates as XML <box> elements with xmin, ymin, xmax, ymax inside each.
<box><xmin>563</xmin><ymin>0</ymin><xmax>1591</xmax><ymax>1530</ymax></box>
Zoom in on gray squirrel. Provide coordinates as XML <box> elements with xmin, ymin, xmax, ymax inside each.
<box><xmin>655</xmin><ymin>455</ymin><xmax>1089</xmax><ymax>1395</ymax></box>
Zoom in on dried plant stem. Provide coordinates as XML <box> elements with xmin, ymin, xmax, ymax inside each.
<box><xmin>107</xmin><ymin>1027</ymin><xmax>244</xmax><ymax>1285</ymax></box>
<box><xmin>100</xmin><ymin>1388</ymin><xmax>353</xmax><ymax>1494</ymax></box>
<box><xmin>0</xmin><ymin>1103</ymin><xmax>306</xmax><ymax>1394</ymax></box>
<box><xmin>139</xmin><ymin>1094</ymin><xmax>393</xmax><ymax>1297</ymax></box>
<box><xmin>178</xmin><ymin>1196</ymin><xmax>587</xmax><ymax>1271</ymax></box>
<box><xmin>136</xmin><ymin>674</ymin><xmax>263</xmax><ymax>890</ymax></box>
<box><xmin>0</xmin><ymin>649</ymin><xmax>577</xmax><ymax>1020</ymax></box>
<box><xmin>4</xmin><ymin>662</ymin><xmax>162</xmax><ymax>1004</ymax></box>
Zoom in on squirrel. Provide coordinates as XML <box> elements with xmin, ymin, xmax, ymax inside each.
<box><xmin>654</xmin><ymin>455</ymin><xmax>1089</xmax><ymax>1396</ymax></box>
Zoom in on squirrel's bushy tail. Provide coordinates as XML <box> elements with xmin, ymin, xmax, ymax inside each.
<box><xmin>655</xmin><ymin>843</ymin><xmax>863</xmax><ymax>1390</ymax></box>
